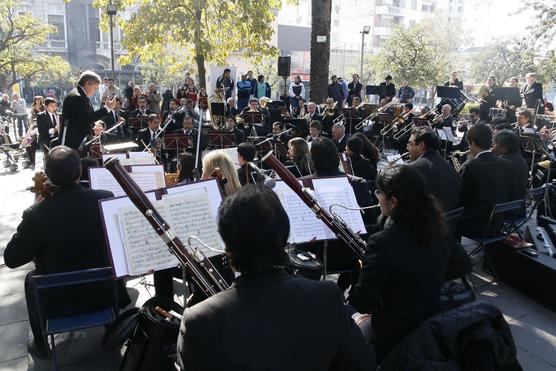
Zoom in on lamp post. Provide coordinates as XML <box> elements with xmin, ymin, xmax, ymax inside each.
<box><xmin>107</xmin><ymin>1</ymin><xmax>117</xmax><ymax>79</ymax></box>
<box><xmin>360</xmin><ymin>26</ymin><xmax>370</xmax><ymax>79</ymax></box>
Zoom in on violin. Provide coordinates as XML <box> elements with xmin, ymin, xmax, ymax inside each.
<box><xmin>30</xmin><ymin>171</ymin><xmax>57</xmax><ymax>199</ymax></box>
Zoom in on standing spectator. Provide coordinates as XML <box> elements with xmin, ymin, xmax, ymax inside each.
<box><xmin>289</xmin><ymin>75</ymin><xmax>306</xmax><ymax>111</ymax></box>
<box><xmin>198</xmin><ymin>88</ymin><xmax>209</xmax><ymax>108</ymax></box>
<box><xmin>216</xmin><ymin>68</ymin><xmax>235</xmax><ymax>100</ymax></box>
<box><xmin>185</xmin><ymin>82</ymin><xmax>198</xmax><ymax>107</ymax></box>
<box><xmin>254</xmin><ymin>75</ymin><xmax>271</xmax><ymax>99</ymax></box>
<box><xmin>124</xmin><ymin>81</ymin><xmax>134</xmax><ymax>105</ymax></box>
<box><xmin>327</xmin><ymin>75</ymin><xmax>345</xmax><ymax>107</ymax></box>
<box><xmin>11</xmin><ymin>92</ymin><xmax>28</xmax><ymax>137</ymax></box>
<box><xmin>99</xmin><ymin>77</ymin><xmax>109</xmax><ymax>100</ymax></box>
<box><xmin>246</xmin><ymin>70</ymin><xmax>257</xmax><ymax>96</ymax></box>
<box><xmin>101</xmin><ymin>78</ymin><xmax>121</xmax><ymax>101</ymax></box>
<box><xmin>147</xmin><ymin>83</ymin><xmax>161</xmax><ymax>114</ymax></box>
<box><xmin>236</xmin><ymin>74</ymin><xmax>252</xmax><ymax>112</ymax></box>
<box><xmin>348</xmin><ymin>74</ymin><xmax>363</xmax><ymax>107</ymax></box>
<box><xmin>397</xmin><ymin>80</ymin><xmax>415</xmax><ymax>103</ymax></box>
<box><xmin>161</xmin><ymin>88</ymin><xmax>174</xmax><ymax>113</ymax></box>
<box><xmin>31</xmin><ymin>96</ymin><xmax>45</xmax><ymax>123</ymax></box>
<box><xmin>0</xmin><ymin>94</ymin><xmax>10</xmax><ymax>117</ymax></box>
<box><xmin>379</xmin><ymin>75</ymin><xmax>396</xmax><ymax>101</ymax></box>
<box><xmin>338</xmin><ymin>77</ymin><xmax>349</xmax><ymax>106</ymax></box>
<box><xmin>278</xmin><ymin>76</ymin><xmax>291</xmax><ymax>107</ymax></box>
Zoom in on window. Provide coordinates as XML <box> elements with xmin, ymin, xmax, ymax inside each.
<box><xmin>47</xmin><ymin>15</ymin><xmax>65</xmax><ymax>40</ymax></box>
<box><xmin>381</xmin><ymin>15</ymin><xmax>393</xmax><ymax>27</ymax></box>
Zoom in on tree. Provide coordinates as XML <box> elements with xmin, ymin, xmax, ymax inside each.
<box><xmin>93</xmin><ymin>0</ymin><xmax>281</xmax><ymax>89</ymax></box>
<box><xmin>309</xmin><ymin>0</ymin><xmax>332</xmax><ymax>102</ymax></box>
<box><xmin>0</xmin><ymin>0</ymin><xmax>52</xmax><ymax>54</ymax></box>
<box><xmin>363</xmin><ymin>19</ymin><xmax>463</xmax><ymax>90</ymax></box>
<box><xmin>521</xmin><ymin>0</ymin><xmax>556</xmax><ymax>46</ymax></box>
<box><xmin>467</xmin><ymin>38</ymin><xmax>536</xmax><ymax>85</ymax></box>
<box><xmin>251</xmin><ymin>55</ymin><xmax>280</xmax><ymax>93</ymax></box>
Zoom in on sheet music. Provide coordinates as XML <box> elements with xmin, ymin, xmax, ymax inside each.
<box><xmin>165</xmin><ymin>190</ymin><xmax>223</xmax><ymax>258</ymax></box>
<box><xmin>436</xmin><ymin>127</ymin><xmax>455</xmax><ymax>143</ymax></box>
<box><xmin>273</xmin><ymin>181</ymin><xmax>326</xmax><ymax>243</ymax></box>
<box><xmin>220</xmin><ymin>147</ymin><xmax>240</xmax><ymax>169</ymax></box>
<box><xmin>312</xmin><ymin>177</ymin><xmax>367</xmax><ymax>240</ymax></box>
<box><xmin>89</xmin><ymin>166</ymin><xmax>165</xmax><ymax>197</ymax></box>
<box><xmin>103</xmin><ymin>153</ymin><xmax>127</xmax><ymax>164</ymax></box>
<box><xmin>118</xmin><ymin>200</ymin><xmax>179</xmax><ymax>276</ymax></box>
<box><xmin>128</xmin><ymin>151</ymin><xmax>157</xmax><ymax>165</ymax></box>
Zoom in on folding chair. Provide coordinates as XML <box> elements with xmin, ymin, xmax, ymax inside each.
<box><xmin>502</xmin><ymin>199</ymin><xmax>527</xmax><ymax>238</ymax></box>
<box><xmin>31</xmin><ymin>267</ymin><xmax>119</xmax><ymax>370</ymax></box>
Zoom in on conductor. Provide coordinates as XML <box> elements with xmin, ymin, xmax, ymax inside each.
<box><xmin>61</xmin><ymin>70</ymin><xmax>118</xmax><ymax>150</ymax></box>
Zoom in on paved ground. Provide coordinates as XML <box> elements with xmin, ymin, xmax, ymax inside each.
<box><xmin>0</xmin><ymin>151</ymin><xmax>555</xmax><ymax>370</ymax></box>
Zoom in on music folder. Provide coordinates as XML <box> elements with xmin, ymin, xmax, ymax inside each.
<box><xmin>99</xmin><ymin>179</ymin><xmax>224</xmax><ymax>278</ymax></box>
<box><xmin>436</xmin><ymin>86</ymin><xmax>461</xmax><ymax>99</ymax></box>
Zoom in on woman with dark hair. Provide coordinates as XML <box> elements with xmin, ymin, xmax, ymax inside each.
<box><xmin>177</xmin><ymin>152</ymin><xmax>195</xmax><ymax>183</ymax></box>
<box><xmin>287</xmin><ymin>137</ymin><xmax>313</xmax><ymax>177</ymax></box>
<box><xmin>348</xmin><ymin>164</ymin><xmax>448</xmax><ymax>363</ymax></box>
<box><xmin>354</xmin><ymin>132</ymin><xmax>380</xmax><ymax>168</ymax></box>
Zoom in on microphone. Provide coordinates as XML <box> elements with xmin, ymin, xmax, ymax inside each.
<box><xmin>250</xmin><ymin>162</ymin><xmax>276</xmax><ymax>189</ymax></box>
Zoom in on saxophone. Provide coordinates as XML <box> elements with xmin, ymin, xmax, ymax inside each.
<box><xmin>450</xmin><ymin>150</ymin><xmax>470</xmax><ymax>172</ymax></box>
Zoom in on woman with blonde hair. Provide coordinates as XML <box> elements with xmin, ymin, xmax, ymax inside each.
<box><xmin>201</xmin><ymin>150</ymin><xmax>241</xmax><ymax>197</ymax></box>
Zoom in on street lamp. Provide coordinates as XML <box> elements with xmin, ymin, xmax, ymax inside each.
<box><xmin>360</xmin><ymin>26</ymin><xmax>370</xmax><ymax>79</ymax></box>
<box><xmin>107</xmin><ymin>1</ymin><xmax>117</xmax><ymax>79</ymax></box>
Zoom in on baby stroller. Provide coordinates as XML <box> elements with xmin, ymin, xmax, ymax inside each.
<box><xmin>0</xmin><ymin>124</ymin><xmax>30</xmax><ymax>172</ymax></box>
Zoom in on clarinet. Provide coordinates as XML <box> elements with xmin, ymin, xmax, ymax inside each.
<box><xmin>104</xmin><ymin>157</ymin><xmax>229</xmax><ymax>297</ymax></box>
<box><xmin>262</xmin><ymin>151</ymin><xmax>367</xmax><ymax>259</ymax></box>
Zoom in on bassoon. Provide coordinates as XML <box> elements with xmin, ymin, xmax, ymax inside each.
<box><xmin>104</xmin><ymin>157</ymin><xmax>229</xmax><ymax>297</ymax></box>
<box><xmin>262</xmin><ymin>151</ymin><xmax>367</xmax><ymax>259</ymax></box>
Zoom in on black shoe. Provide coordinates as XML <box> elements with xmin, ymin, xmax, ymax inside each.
<box><xmin>27</xmin><ymin>339</ymin><xmax>49</xmax><ymax>359</ymax></box>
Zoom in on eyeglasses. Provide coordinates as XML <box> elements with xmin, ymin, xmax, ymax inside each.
<box><xmin>374</xmin><ymin>189</ymin><xmax>381</xmax><ymax>197</ymax></box>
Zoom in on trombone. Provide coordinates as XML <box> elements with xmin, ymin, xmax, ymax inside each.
<box><xmin>354</xmin><ymin>99</ymin><xmax>397</xmax><ymax>130</ymax></box>
<box><xmin>381</xmin><ymin>109</ymin><xmax>413</xmax><ymax>137</ymax></box>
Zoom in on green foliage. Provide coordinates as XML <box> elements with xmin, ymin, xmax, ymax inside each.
<box><xmin>521</xmin><ymin>0</ymin><xmax>556</xmax><ymax>46</ymax></box>
<box><xmin>536</xmin><ymin>53</ymin><xmax>556</xmax><ymax>86</ymax></box>
<box><xmin>251</xmin><ymin>55</ymin><xmax>280</xmax><ymax>90</ymax></box>
<box><xmin>467</xmin><ymin>38</ymin><xmax>536</xmax><ymax>85</ymax></box>
<box><xmin>363</xmin><ymin>19</ymin><xmax>463</xmax><ymax>89</ymax></box>
<box><xmin>0</xmin><ymin>1</ymin><xmax>73</xmax><ymax>91</ymax></box>
<box><xmin>93</xmin><ymin>0</ymin><xmax>281</xmax><ymax>88</ymax></box>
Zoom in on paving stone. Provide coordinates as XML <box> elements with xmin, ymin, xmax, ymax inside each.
<box><xmin>0</xmin><ymin>321</ymin><xmax>30</xmax><ymax>364</ymax></box>
<box><xmin>509</xmin><ymin>314</ymin><xmax>556</xmax><ymax>367</ymax></box>
<box><xmin>0</xmin><ymin>293</ymin><xmax>28</xmax><ymax>326</ymax></box>
<box><xmin>0</xmin><ymin>357</ymin><xmax>27</xmax><ymax>371</ymax></box>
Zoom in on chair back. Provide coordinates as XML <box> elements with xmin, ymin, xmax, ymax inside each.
<box><xmin>483</xmin><ymin>199</ymin><xmax>525</xmax><ymax>239</ymax></box>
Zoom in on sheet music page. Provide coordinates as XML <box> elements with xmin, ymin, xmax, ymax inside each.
<box><xmin>220</xmin><ymin>147</ymin><xmax>240</xmax><ymax>169</ymax></box>
<box><xmin>312</xmin><ymin>177</ymin><xmax>367</xmax><ymax>240</ymax></box>
<box><xmin>103</xmin><ymin>153</ymin><xmax>127</xmax><ymax>164</ymax></box>
<box><xmin>165</xmin><ymin>189</ymin><xmax>223</xmax><ymax>258</ymax></box>
<box><xmin>89</xmin><ymin>167</ymin><xmax>165</xmax><ymax>197</ymax></box>
<box><xmin>128</xmin><ymin>151</ymin><xmax>157</xmax><ymax>165</ymax></box>
<box><xmin>273</xmin><ymin>181</ymin><xmax>327</xmax><ymax>243</ymax></box>
<box><xmin>131</xmin><ymin>165</ymin><xmax>166</xmax><ymax>189</ymax></box>
<box><xmin>118</xmin><ymin>200</ymin><xmax>179</xmax><ymax>276</ymax></box>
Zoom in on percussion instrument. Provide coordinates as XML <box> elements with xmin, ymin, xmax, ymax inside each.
<box><xmin>286</xmin><ymin>249</ymin><xmax>323</xmax><ymax>281</ymax></box>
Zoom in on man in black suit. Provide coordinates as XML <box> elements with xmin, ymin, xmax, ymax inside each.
<box><xmin>3</xmin><ymin>147</ymin><xmax>129</xmax><ymax>358</ymax></box>
<box><xmin>458</xmin><ymin>124</ymin><xmax>517</xmax><ymax>237</ymax></box>
<box><xmin>129</xmin><ymin>95</ymin><xmax>152</xmax><ymax>118</ymax></box>
<box><xmin>176</xmin><ymin>185</ymin><xmax>375</xmax><ymax>370</ymax></box>
<box><xmin>347</xmin><ymin>74</ymin><xmax>363</xmax><ymax>107</ymax></box>
<box><xmin>307</xmin><ymin>120</ymin><xmax>324</xmax><ymax>143</ymax></box>
<box><xmin>61</xmin><ymin>70</ymin><xmax>118</xmax><ymax>150</ymax></box>
<box><xmin>173</xmin><ymin>116</ymin><xmax>207</xmax><ymax>153</ymax></box>
<box><xmin>161</xmin><ymin>99</ymin><xmax>185</xmax><ymax>133</ymax></box>
<box><xmin>36</xmin><ymin>97</ymin><xmax>60</xmax><ymax>155</ymax></box>
<box><xmin>101</xmin><ymin>96</ymin><xmax>125</xmax><ymax>137</ymax></box>
<box><xmin>225</xmin><ymin>117</ymin><xmax>245</xmax><ymax>145</ymax></box>
<box><xmin>408</xmin><ymin>126</ymin><xmax>461</xmax><ymax>212</ymax></box>
<box><xmin>331</xmin><ymin>122</ymin><xmax>348</xmax><ymax>152</ymax></box>
<box><xmin>379</xmin><ymin>75</ymin><xmax>396</xmax><ymax>101</ymax></box>
<box><xmin>346</xmin><ymin>136</ymin><xmax>376</xmax><ymax>182</ymax></box>
<box><xmin>492</xmin><ymin>130</ymin><xmax>529</xmax><ymax>204</ymax></box>
<box><xmin>136</xmin><ymin>114</ymin><xmax>163</xmax><ymax>151</ymax></box>
<box><xmin>304</xmin><ymin>101</ymin><xmax>323</xmax><ymax>123</ymax></box>
<box><xmin>521</xmin><ymin>72</ymin><xmax>544</xmax><ymax>114</ymax></box>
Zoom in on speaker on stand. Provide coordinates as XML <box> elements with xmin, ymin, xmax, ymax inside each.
<box><xmin>278</xmin><ymin>56</ymin><xmax>291</xmax><ymax>108</ymax></box>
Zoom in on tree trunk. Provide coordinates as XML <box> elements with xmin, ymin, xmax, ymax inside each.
<box><xmin>193</xmin><ymin>3</ymin><xmax>206</xmax><ymax>89</ymax></box>
<box><xmin>310</xmin><ymin>0</ymin><xmax>332</xmax><ymax>103</ymax></box>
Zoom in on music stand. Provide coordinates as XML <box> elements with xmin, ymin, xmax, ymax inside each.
<box><xmin>411</xmin><ymin>117</ymin><xmax>431</xmax><ymax>127</ymax></box>
<box><xmin>521</xmin><ymin>133</ymin><xmax>550</xmax><ymax>180</ymax></box>
<box><xmin>436</xmin><ymin>86</ymin><xmax>462</xmax><ymax>99</ymax></box>
<box><xmin>343</xmin><ymin>107</ymin><xmax>361</xmax><ymax>134</ymax></box>
<box><xmin>495</xmin><ymin>87</ymin><xmax>521</xmax><ymax>102</ymax></box>
<box><xmin>366</xmin><ymin>85</ymin><xmax>381</xmax><ymax>96</ymax></box>
<box><xmin>208</xmin><ymin>130</ymin><xmax>236</xmax><ymax>148</ymax></box>
<box><xmin>164</xmin><ymin>134</ymin><xmax>191</xmax><ymax>162</ymax></box>
<box><xmin>240</xmin><ymin>111</ymin><xmax>264</xmax><ymax>124</ymax></box>
<box><xmin>128</xmin><ymin>116</ymin><xmax>149</xmax><ymax>130</ymax></box>
<box><xmin>284</xmin><ymin>118</ymin><xmax>308</xmax><ymax>137</ymax></box>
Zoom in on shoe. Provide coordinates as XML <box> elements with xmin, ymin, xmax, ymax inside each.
<box><xmin>27</xmin><ymin>339</ymin><xmax>49</xmax><ymax>359</ymax></box>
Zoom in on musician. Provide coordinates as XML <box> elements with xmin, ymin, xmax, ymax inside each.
<box><xmin>37</xmin><ymin>97</ymin><xmax>60</xmax><ymax>155</ymax></box>
<box><xmin>287</xmin><ymin>137</ymin><xmax>314</xmax><ymax>177</ymax></box>
<box><xmin>407</xmin><ymin>126</ymin><xmax>460</xmax><ymax>212</ymax></box>
<box><xmin>61</xmin><ymin>70</ymin><xmax>118</xmax><ymax>150</ymax></box>
<box><xmin>240</xmin><ymin>98</ymin><xmax>263</xmax><ymax>115</ymax></box>
<box><xmin>328</xmin><ymin>75</ymin><xmax>345</xmax><ymax>107</ymax></box>
<box><xmin>225</xmin><ymin>97</ymin><xmax>239</xmax><ymax>118</ymax></box>
<box><xmin>433</xmin><ymin>104</ymin><xmax>455</xmax><ymax>156</ymax></box>
<box><xmin>444</xmin><ymin>71</ymin><xmax>464</xmax><ymax>90</ymax></box>
<box><xmin>177</xmin><ymin>152</ymin><xmax>195</xmax><ymax>184</ymax></box>
<box><xmin>289</xmin><ymin>75</ymin><xmax>306</xmax><ymax>111</ymax></box>
<box><xmin>307</xmin><ymin>120</ymin><xmax>323</xmax><ymax>143</ymax></box>
<box><xmin>201</xmin><ymin>150</ymin><xmax>242</xmax><ymax>197</ymax></box>
<box><xmin>130</xmin><ymin>95</ymin><xmax>152</xmax><ymax>118</ymax></box>
<box><xmin>77</xmin><ymin>120</ymin><xmax>116</xmax><ymax>157</ymax></box>
<box><xmin>458</xmin><ymin>124</ymin><xmax>517</xmax><ymax>237</ymax></box>
<box><xmin>397</xmin><ymin>80</ymin><xmax>415</xmax><ymax>103</ymax></box>
<box><xmin>176</xmin><ymin>185</ymin><xmax>375</xmax><ymax>371</ymax></box>
<box><xmin>492</xmin><ymin>130</ymin><xmax>529</xmax><ymax>205</ymax></box>
<box><xmin>196</xmin><ymin>101</ymin><xmax>211</xmax><ymax>125</ymax></box>
<box><xmin>504</xmin><ymin>77</ymin><xmax>522</xmax><ymax>123</ymax></box>
<box><xmin>305</xmin><ymin>102</ymin><xmax>323</xmax><ymax>123</ymax></box>
<box><xmin>162</xmin><ymin>99</ymin><xmax>185</xmax><ymax>132</ymax></box>
<box><xmin>331</xmin><ymin>122</ymin><xmax>348</xmax><ymax>153</ymax></box>
<box><xmin>453</xmin><ymin>107</ymin><xmax>479</xmax><ymax>152</ymax></box>
<box><xmin>379</xmin><ymin>75</ymin><xmax>396</xmax><ymax>102</ymax></box>
<box><xmin>348</xmin><ymin>164</ymin><xmax>447</xmax><ymax>363</ymax></box>
<box><xmin>521</xmin><ymin>72</ymin><xmax>544</xmax><ymax>114</ymax></box>
<box><xmin>354</xmin><ymin>132</ymin><xmax>380</xmax><ymax>170</ymax></box>
<box><xmin>346</xmin><ymin>136</ymin><xmax>376</xmax><ymax>182</ymax></box>
<box><xmin>269</xmin><ymin>121</ymin><xmax>291</xmax><ymax>146</ymax></box>
<box><xmin>515</xmin><ymin>109</ymin><xmax>536</xmax><ymax>135</ymax></box>
<box><xmin>479</xmin><ymin>76</ymin><xmax>498</xmax><ymax>122</ymax></box>
<box><xmin>225</xmin><ymin>117</ymin><xmax>245</xmax><ymax>145</ymax></box>
<box><xmin>4</xmin><ymin>146</ymin><xmax>130</xmax><ymax>358</ymax></box>
<box><xmin>182</xmin><ymin>98</ymin><xmax>200</xmax><ymax>125</ymax></box>
<box><xmin>216</xmin><ymin>68</ymin><xmax>235</xmax><ymax>100</ymax></box>
<box><xmin>137</xmin><ymin>114</ymin><xmax>163</xmax><ymax>151</ymax></box>
<box><xmin>322</xmin><ymin>97</ymin><xmax>340</xmax><ymax>135</ymax></box>
<box><xmin>395</xmin><ymin>103</ymin><xmax>415</xmax><ymax>153</ymax></box>
<box><xmin>292</xmin><ymin>97</ymin><xmax>306</xmax><ymax>118</ymax></box>
<box><xmin>347</xmin><ymin>74</ymin><xmax>363</xmax><ymax>107</ymax></box>
<box><xmin>237</xmin><ymin>142</ymin><xmax>263</xmax><ymax>186</ymax></box>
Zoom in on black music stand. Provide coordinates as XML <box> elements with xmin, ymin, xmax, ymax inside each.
<box><xmin>164</xmin><ymin>134</ymin><xmax>191</xmax><ymax>159</ymax></box>
<box><xmin>208</xmin><ymin>130</ymin><xmax>236</xmax><ymax>148</ymax></box>
<box><xmin>210</xmin><ymin>102</ymin><xmax>226</xmax><ymax>129</ymax></box>
<box><xmin>495</xmin><ymin>87</ymin><xmax>521</xmax><ymax>102</ymax></box>
<box><xmin>436</xmin><ymin>86</ymin><xmax>462</xmax><ymax>99</ymax></box>
<box><xmin>240</xmin><ymin>111</ymin><xmax>264</xmax><ymax>124</ymax></box>
<box><xmin>128</xmin><ymin>116</ymin><xmax>149</xmax><ymax>130</ymax></box>
<box><xmin>343</xmin><ymin>107</ymin><xmax>361</xmax><ymax>134</ymax></box>
<box><xmin>255</xmin><ymin>137</ymin><xmax>287</xmax><ymax>159</ymax></box>
<box><xmin>521</xmin><ymin>133</ymin><xmax>550</xmax><ymax>180</ymax></box>
<box><xmin>284</xmin><ymin>118</ymin><xmax>308</xmax><ymax>137</ymax></box>
<box><xmin>411</xmin><ymin>117</ymin><xmax>430</xmax><ymax>127</ymax></box>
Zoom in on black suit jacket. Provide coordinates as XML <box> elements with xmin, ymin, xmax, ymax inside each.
<box><xmin>521</xmin><ymin>82</ymin><xmax>544</xmax><ymax>113</ymax></box>
<box><xmin>349</xmin><ymin>154</ymin><xmax>376</xmax><ymax>182</ymax></box>
<box><xmin>3</xmin><ymin>185</ymin><xmax>122</xmax><ymax>315</ymax></box>
<box><xmin>162</xmin><ymin>110</ymin><xmax>185</xmax><ymax>132</ymax></box>
<box><xmin>61</xmin><ymin>86</ymin><xmax>109</xmax><ymax>150</ymax></box>
<box><xmin>333</xmin><ymin>135</ymin><xmax>348</xmax><ymax>153</ymax></box>
<box><xmin>36</xmin><ymin>111</ymin><xmax>58</xmax><ymax>143</ymax></box>
<box><xmin>410</xmin><ymin>150</ymin><xmax>461</xmax><ymax>212</ymax></box>
<box><xmin>379</xmin><ymin>82</ymin><xmax>396</xmax><ymax>100</ymax></box>
<box><xmin>307</xmin><ymin>112</ymin><xmax>323</xmax><ymax>123</ymax></box>
<box><xmin>459</xmin><ymin>152</ymin><xmax>517</xmax><ymax>237</ymax></box>
<box><xmin>136</xmin><ymin>128</ymin><xmax>163</xmax><ymax>150</ymax></box>
<box><xmin>500</xmin><ymin>152</ymin><xmax>529</xmax><ymax>202</ymax></box>
<box><xmin>231</xmin><ymin>127</ymin><xmax>245</xmax><ymax>145</ymax></box>
<box><xmin>348</xmin><ymin>223</ymin><xmax>447</xmax><ymax>362</ymax></box>
<box><xmin>177</xmin><ymin>270</ymin><xmax>374</xmax><ymax>371</ymax></box>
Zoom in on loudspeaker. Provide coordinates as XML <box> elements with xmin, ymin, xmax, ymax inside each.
<box><xmin>278</xmin><ymin>56</ymin><xmax>291</xmax><ymax>77</ymax></box>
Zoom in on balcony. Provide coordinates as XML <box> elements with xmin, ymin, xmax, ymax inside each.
<box><xmin>376</xmin><ymin>5</ymin><xmax>402</xmax><ymax>15</ymax></box>
<box><xmin>36</xmin><ymin>39</ymin><xmax>68</xmax><ymax>52</ymax></box>
<box><xmin>95</xmin><ymin>41</ymin><xmax>122</xmax><ymax>52</ymax></box>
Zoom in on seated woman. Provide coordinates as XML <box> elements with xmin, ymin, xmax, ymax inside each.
<box><xmin>201</xmin><ymin>150</ymin><xmax>241</xmax><ymax>197</ymax></box>
<box><xmin>287</xmin><ymin>137</ymin><xmax>314</xmax><ymax>177</ymax></box>
<box><xmin>348</xmin><ymin>164</ymin><xmax>448</xmax><ymax>363</ymax></box>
